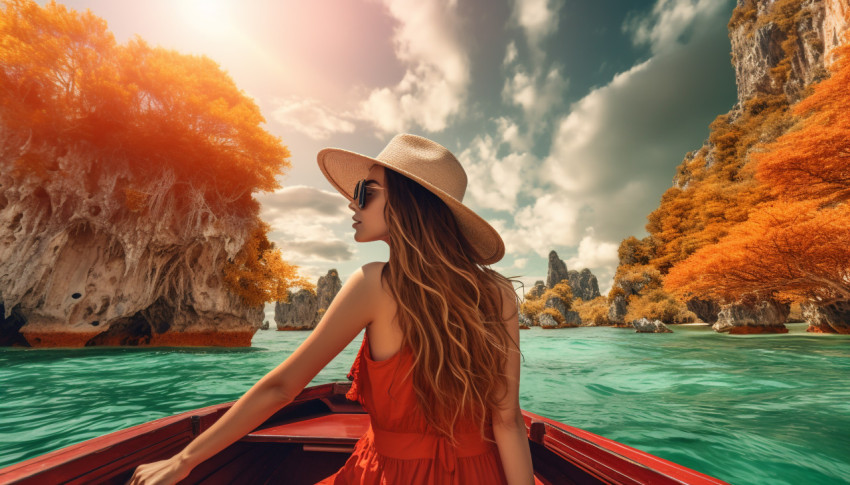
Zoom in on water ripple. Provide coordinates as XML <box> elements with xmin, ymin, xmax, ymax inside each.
<box><xmin>1</xmin><ymin>327</ymin><xmax>849</xmax><ymax>484</ymax></box>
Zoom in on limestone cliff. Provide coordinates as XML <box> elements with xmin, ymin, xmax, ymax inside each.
<box><xmin>610</xmin><ymin>0</ymin><xmax>850</xmax><ymax>331</ymax></box>
<box><xmin>727</xmin><ymin>0</ymin><xmax>848</xmax><ymax>106</ymax></box>
<box><xmin>0</xmin><ymin>144</ymin><xmax>264</xmax><ymax>347</ymax></box>
<box><xmin>545</xmin><ymin>250</ymin><xmax>600</xmax><ymax>302</ymax></box>
<box><xmin>0</xmin><ymin>2</ymin><xmax>304</xmax><ymax>347</ymax></box>
<box><xmin>674</xmin><ymin>0</ymin><xmax>849</xmax><ymax>192</ymax></box>
<box><xmin>275</xmin><ymin>269</ymin><xmax>342</xmax><ymax>330</ymax></box>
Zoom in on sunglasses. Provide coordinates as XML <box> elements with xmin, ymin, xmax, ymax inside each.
<box><xmin>352</xmin><ymin>179</ymin><xmax>384</xmax><ymax>209</ymax></box>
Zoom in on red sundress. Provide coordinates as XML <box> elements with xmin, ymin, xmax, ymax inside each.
<box><xmin>316</xmin><ymin>334</ymin><xmax>510</xmax><ymax>485</ymax></box>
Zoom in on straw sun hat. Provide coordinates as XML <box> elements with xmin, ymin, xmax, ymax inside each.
<box><xmin>317</xmin><ymin>134</ymin><xmax>505</xmax><ymax>264</ymax></box>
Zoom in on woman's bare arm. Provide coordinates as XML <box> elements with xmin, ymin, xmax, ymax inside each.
<box><xmin>492</xmin><ymin>285</ymin><xmax>534</xmax><ymax>485</ymax></box>
<box><xmin>128</xmin><ymin>263</ymin><xmax>384</xmax><ymax>484</ymax></box>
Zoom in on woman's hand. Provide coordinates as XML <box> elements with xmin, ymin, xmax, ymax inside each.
<box><xmin>126</xmin><ymin>454</ymin><xmax>192</xmax><ymax>485</ymax></box>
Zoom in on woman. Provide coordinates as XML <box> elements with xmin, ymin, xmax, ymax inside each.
<box><xmin>129</xmin><ymin>134</ymin><xmax>534</xmax><ymax>484</ymax></box>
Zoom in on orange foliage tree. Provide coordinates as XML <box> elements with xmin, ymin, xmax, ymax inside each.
<box><xmin>664</xmin><ymin>200</ymin><xmax>850</xmax><ymax>304</ymax></box>
<box><xmin>755</xmin><ymin>43</ymin><xmax>850</xmax><ymax>204</ymax></box>
<box><xmin>646</xmin><ymin>107</ymin><xmax>779</xmax><ymax>273</ymax></box>
<box><xmin>643</xmin><ymin>1</ymin><xmax>817</xmax><ymax>274</ymax></box>
<box><xmin>624</xmin><ymin>288</ymin><xmax>695</xmax><ymax>324</ymax></box>
<box><xmin>665</xmin><ymin>41</ymin><xmax>850</xmax><ymax>306</ymax></box>
<box><xmin>0</xmin><ymin>0</ymin><xmax>313</xmax><ymax>305</ymax></box>
<box><xmin>224</xmin><ymin>222</ymin><xmax>315</xmax><ymax>307</ymax></box>
<box><xmin>1</xmin><ymin>0</ymin><xmax>287</xmax><ymax>205</ymax></box>
<box><xmin>571</xmin><ymin>297</ymin><xmax>608</xmax><ymax>325</ymax></box>
<box><xmin>521</xmin><ymin>281</ymin><xmax>573</xmax><ymax>325</ymax></box>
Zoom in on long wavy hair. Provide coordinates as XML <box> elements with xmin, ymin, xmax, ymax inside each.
<box><xmin>380</xmin><ymin>167</ymin><xmax>522</xmax><ymax>444</ymax></box>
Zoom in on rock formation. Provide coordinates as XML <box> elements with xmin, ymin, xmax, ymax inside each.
<box><xmin>522</xmin><ymin>251</ymin><xmax>601</xmax><ymax>328</ymax></box>
<box><xmin>802</xmin><ymin>301</ymin><xmax>850</xmax><ymax>334</ymax></box>
<box><xmin>0</xmin><ymin>3</ymin><xmax>308</xmax><ymax>347</ymax></box>
<box><xmin>261</xmin><ymin>320</ymin><xmax>270</xmax><ymax>330</ymax></box>
<box><xmin>275</xmin><ymin>289</ymin><xmax>319</xmax><ymax>330</ymax></box>
<box><xmin>730</xmin><ymin>0</ymin><xmax>849</xmax><ymax>104</ymax></box>
<box><xmin>0</xmin><ymin>150</ymin><xmax>264</xmax><ymax>347</ymax></box>
<box><xmin>0</xmin><ymin>303</ymin><xmax>27</xmax><ymax>347</ymax></box>
<box><xmin>544</xmin><ymin>297</ymin><xmax>567</xmax><ymax>320</ymax></box>
<box><xmin>713</xmin><ymin>300</ymin><xmax>790</xmax><ymax>334</ymax></box>
<box><xmin>563</xmin><ymin>310</ymin><xmax>582</xmax><ymax>327</ymax></box>
<box><xmin>614</xmin><ymin>272</ymin><xmax>655</xmax><ymax>299</ymax></box>
<box><xmin>686</xmin><ymin>298</ymin><xmax>721</xmax><ymax>324</ymax></box>
<box><xmin>518</xmin><ymin>312</ymin><xmax>532</xmax><ymax>329</ymax></box>
<box><xmin>567</xmin><ymin>268</ymin><xmax>601</xmax><ymax>301</ymax></box>
<box><xmin>538</xmin><ymin>313</ymin><xmax>560</xmax><ymax>329</ymax></box>
<box><xmin>317</xmin><ymin>269</ymin><xmax>342</xmax><ymax>313</ymax></box>
<box><xmin>632</xmin><ymin>318</ymin><xmax>673</xmax><ymax>333</ymax></box>
<box><xmin>546</xmin><ymin>251</ymin><xmax>569</xmax><ymax>289</ymax></box>
<box><xmin>608</xmin><ymin>294</ymin><xmax>627</xmax><ymax>325</ymax></box>
<box><xmin>541</xmin><ymin>296</ymin><xmax>582</xmax><ymax>328</ymax></box>
<box><xmin>546</xmin><ymin>251</ymin><xmax>600</xmax><ymax>300</ymax></box>
<box><xmin>678</xmin><ymin>0</ymin><xmax>850</xmax><ymax>202</ymax></box>
<box><xmin>526</xmin><ymin>281</ymin><xmax>546</xmax><ymax>300</ymax></box>
<box><xmin>275</xmin><ymin>269</ymin><xmax>341</xmax><ymax>330</ymax></box>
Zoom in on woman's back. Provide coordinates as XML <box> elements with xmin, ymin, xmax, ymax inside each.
<box><xmin>361</xmin><ymin>262</ymin><xmax>404</xmax><ymax>362</ymax></box>
<box><xmin>317</xmin><ymin>323</ymin><xmax>507</xmax><ymax>484</ymax></box>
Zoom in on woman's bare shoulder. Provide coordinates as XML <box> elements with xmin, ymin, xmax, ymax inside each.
<box><xmin>498</xmin><ymin>281</ymin><xmax>519</xmax><ymax>322</ymax></box>
<box><xmin>358</xmin><ymin>261</ymin><xmax>390</xmax><ymax>294</ymax></box>
<box><xmin>360</xmin><ymin>261</ymin><xmax>387</xmax><ymax>273</ymax></box>
<box><xmin>358</xmin><ymin>261</ymin><xmax>386</xmax><ymax>281</ymax></box>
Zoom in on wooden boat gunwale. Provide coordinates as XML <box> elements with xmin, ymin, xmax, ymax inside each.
<box><xmin>0</xmin><ymin>381</ymin><xmax>729</xmax><ymax>485</ymax></box>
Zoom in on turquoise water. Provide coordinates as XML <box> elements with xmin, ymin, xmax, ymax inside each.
<box><xmin>1</xmin><ymin>323</ymin><xmax>849</xmax><ymax>484</ymax></box>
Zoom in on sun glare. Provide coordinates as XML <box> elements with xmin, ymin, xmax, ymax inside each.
<box><xmin>179</xmin><ymin>0</ymin><xmax>235</xmax><ymax>35</ymax></box>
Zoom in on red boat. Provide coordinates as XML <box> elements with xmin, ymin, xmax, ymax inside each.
<box><xmin>0</xmin><ymin>382</ymin><xmax>728</xmax><ymax>484</ymax></box>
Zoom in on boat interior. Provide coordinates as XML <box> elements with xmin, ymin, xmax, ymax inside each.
<box><xmin>0</xmin><ymin>382</ymin><xmax>724</xmax><ymax>485</ymax></box>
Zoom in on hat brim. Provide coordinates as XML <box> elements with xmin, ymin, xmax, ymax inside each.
<box><xmin>317</xmin><ymin>147</ymin><xmax>505</xmax><ymax>265</ymax></box>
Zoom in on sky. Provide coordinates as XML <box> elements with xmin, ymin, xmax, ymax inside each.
<box><xmin>41</xmin><ymin>0</ymin><xmax>739</xmax><ymax>320</ymax></box>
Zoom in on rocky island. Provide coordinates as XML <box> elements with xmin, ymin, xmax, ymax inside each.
<box><xmin>520</xmin><ymin>251</ymin><xmax>601</xmax><ymax>329</ymax></box>
<box><xmin>607</xmin><ymin>0</ymin><xmax>850</xmax><ymax>334</ymax></box>
<box><xmin>275</xmin><ymin>270</ymin><xmax>342</xmax><ymax>330</ymax></box>
<box><xmin>0</xmin><ymin>3</ymin><xmax>311</xmax><ymax>347</ymax></box>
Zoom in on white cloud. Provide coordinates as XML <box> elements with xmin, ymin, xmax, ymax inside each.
<box><xmin>256</xmin><ymin>186</ymin><xmax>355</xmax><ymax>262</ymax></box>
<box><xmin>625</xmin><ymin>0</ymin><xmax>720</xmax><ymax>54</ymax></box>
<box><xmin>502</xmin><ymin>66</ymin><xmax>567</xmax><ymax>126</ymax></box>
<box><xmin>359</xmin><ymin>0</ymin><xmax>469</xmax><ymax>133</ymax></box>
<box><xmin>495</xmin><ymin>116</ymin><xmax>525</xmax><ymax>151</ymax></box>
<box><xmin>565</xmin><ymin>231</ymin><xmax>619</xmax><ymax>296</ymax></box>
<box><xmin>504</xmin><ymin>41</ymin><xmax>518</xmax><ymax>65</ymax></box>
<box><xmin>502</xmin><ymin>0</ymin><xmax>567</xmax><ymax>138</ymax></box>
<box><xmin>543</xmin><ymin>60</ymin><xmax>653</xmax><ymax>193</ymax></box>
<box><xmin>458</xmin><ymin>134</ymin><xmax>534</xmax><ymax>213</ymax></box>
<box><xmin>538</xmin><ymin>0</ymin><xmax>733</xmax><ymax>243</ymax></box>
<box><xmin>503</xmin><ymin>71</ymin><xmax>535</xmax><ymax>112</ymax></box>
<box><xmin>256</xmin><ymin>185</ymin><xmax>350</xmax><ymax>223</ymax></box>
<box><xmin>512</xmin><ymin>0</ymin><xmax>564</xmax><ymax>61</ymax></box>
<box><xmin>271</xmin><ymin>97</ymin><xmax>356</xmax><ymax>140</ymax></box>
<box><xmin>565</xmin><ymin>229</ymin><xmax>619</xmax><ymax>270</ymax></box>
<box><xmin>492</xmin><ymin>192</ymin><xmax>582</xmax><ymax>257</ymax></box>
<box><xmin>279</xmin><ymin>236</ymin><xmax>354</xmax><ymax>263</ymax></box>
<box><xmin>485</xmin><ymin>0</ymin><xmax>732</xmax><ymax>293</ymax></box>
<box><xmin>492</xmin><ymin>257</ymin><xmax>529</xmax><ymax>275</ymax></box>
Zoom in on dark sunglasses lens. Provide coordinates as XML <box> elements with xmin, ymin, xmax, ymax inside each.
<box><xmin>354</xmin><ymin>180</ymin><xmax>366</xmax><ymax>208</ymax></box>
